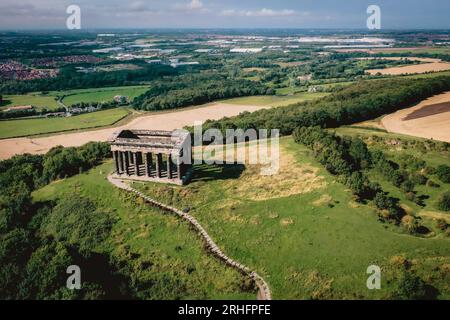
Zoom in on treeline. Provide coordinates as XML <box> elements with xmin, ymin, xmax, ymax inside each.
<box><xmin>200</xmin><ymin>76</ymin><xmax>450</xmax><ymax>134</ymax></box>
<box><xmin>0</xmin><ymin>106</ymin><xmax>66</xmax><ymax>120</ymax></box>
<box><xmin>0</xmin><ymin>64</ymin><xmax>178</xmax><ymax>94</ymax></box>
<box><xmin>293</xmin><ymin>126</ymin><xmax>405</xmax><ymax>224</ymax></box>
<box><xmin>293</xmin><ymin>127</ymin><xmax>450</xmax><ymax>233</ymax></box>
<box><xmin>0</xmin><ymin>142</ymin><xmax>124</xmax><ymax>299</ymax></box>
<box><xmin>132</xmin><ymin>74</ymin><xmax>271</xmax><ymax>111</ymax></box>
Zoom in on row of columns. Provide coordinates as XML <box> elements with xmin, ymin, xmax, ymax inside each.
<box><xmin>112</xmin><ymin>150</ymin><xmax>185</xmax><ymax>180</ymax></box>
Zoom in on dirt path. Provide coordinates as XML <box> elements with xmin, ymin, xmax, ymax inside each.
<box><xmin>108</xmin><ymin>175</ymin><xmax>272</xmax><ymax>300</ymax></box>
<box><xmin>0</xmin><ymin>103</ymin><xmax>269</xmax><ymax>159</ymax></box>
<box><xmin>381</xmin><ymin>91</ymin><xmax>450</xmax><ymax>142</ymax></box>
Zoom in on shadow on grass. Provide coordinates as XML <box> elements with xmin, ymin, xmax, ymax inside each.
<box><xmin>191</xmin><ymin>163</ymin><xmax>245</xmax><ymax>182</ymax></box>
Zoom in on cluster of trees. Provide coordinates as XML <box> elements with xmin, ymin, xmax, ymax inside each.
<box><xmin>0</xmin><ymin>64</ymin><xmax>178</xmax><ymax>95</ymax></box>
<box><xmin>0</xmin><ymin>142</ymin><xmax>126</xmax><ymax>299</ymax></box>
<box><xmin>133</xmin><ymin>73</ymin><xmax>271</xmax><ymax>111</ymax></box>
<box><xmin>293</xmin><ymin>126</ymin><xmax>404</xmax><ymax>223</ymax></box>
<box><xmin>0</xmin><ymin>106</ymin><xmax>66</xmax><ymax>120</ymax></box>
<box><xmin>200</xmin><ymin>76</ymin><xmax>450</xmax><ymax>135</ymax></box>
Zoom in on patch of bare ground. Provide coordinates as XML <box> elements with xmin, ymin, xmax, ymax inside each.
<box><xmin>381</xmin><ymin>91</ymin><xmax>450</xmax><ymax>142</ymax></box>
<box><xmin>418</xmin><ymin>211</ymin><xmax>450</xmax><ymax>224</ymax></box>
<box><xmin>313</xmin><ymin>194</ymin><xmax>334</xmax><ymax>207</ymax></box>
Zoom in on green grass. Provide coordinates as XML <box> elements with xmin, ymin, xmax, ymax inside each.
<box><xmin>0</xmin><ymin>85</ymin><xmax>150</xmax><ymax>112</ymax></box>
<box><xmin>32</xmin><ymin>162</ymin><xmax>255</xmax><ymax>300</ymax></box>
<box><xmin>221</xmin><ymin>93</ymin><xmax>328</xmax><ymax>107</ymax></box>
<box><xmin>0</xmin><ymin>107</ymin><xmax>131</xmax><ymax>139</ymax></box>
<box><xmin>27</xmin><ymin>134</ymin><xmax>450</xmax><ymax>299</ymax></box>
<box><xmin>0</xmin><ymin>93</ymin><xmax>60</xmax><ymax>111</ymax></box>
<box><xmin>62</xmin><ymin>85</ymin><xmax>149</xmax><ymax>105</ymax></box>
<box><xmin>130</xmin><ymin>137</ymin><xmax>450</xmax><ymax>299</ymax></box>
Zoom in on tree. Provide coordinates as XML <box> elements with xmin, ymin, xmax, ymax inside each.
<box><xmin>436</xmin><ymin>165</ymin><xmax>450</xmax><ymax>183</ymax></box>
<box><xmin>393</xmin><ymin>271</ymin><xmax>434</xmax><ymax>300</ymax></box>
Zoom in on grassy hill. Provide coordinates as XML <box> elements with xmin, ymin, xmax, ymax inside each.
<box><xmin>32</xmin><ymin>136</ymin><xmax>450</xmax><ymax>299</ymax></box>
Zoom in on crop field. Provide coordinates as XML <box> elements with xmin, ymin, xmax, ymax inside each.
<box><xmin>0</xmin><ymin>107</ymin><xmax>131</xmax><ymax>139</ymax></box>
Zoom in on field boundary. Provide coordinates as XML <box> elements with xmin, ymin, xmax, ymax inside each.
<box><xmin>107</xmin><ymin>175</ymin><xmax>272</xmax><ymax>300</ymax></box>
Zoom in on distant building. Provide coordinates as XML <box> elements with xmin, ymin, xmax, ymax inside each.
<box><xmin>114</xmin><ymin>95</ymin><xmax>129</xmax><ymax>104</ymax></box>
<box><xmin>230</xmin><ymin>48</ymin><xmax>263</xmax><ymax>54</ymax></box>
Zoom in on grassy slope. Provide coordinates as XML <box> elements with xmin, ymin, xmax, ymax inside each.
<box><xmin>0</xmin><ymin>107</ymin><xmax>130</xmax><ymax>139</ymax></box>
<box><xmin>131</xmin><ymin>137</ymin><xmax>450</xmax><ymax>299</ymax></box>
<box><xmin>32</xmin><ymin>162</ymin><xmax>253</xmax><ymax>300</ymax></box>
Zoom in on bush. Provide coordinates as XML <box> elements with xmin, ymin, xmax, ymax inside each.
<box><xmin>393</xmin><ymin>272</ymin><xmax>435</xmax><ymax>300</ymax></box>
<box><xmin>436</xmin><ymin>219</ymin><xmax>448</xmax><ymax>231</ymax></box>
<box><xmin>436</xmin><ymin>165</ymin><xmax>450</xmax><ymax>183</ymax></box>
<box><xmin>437</xmin><ymin>192</ymin><xmax>450</xmax><ymax>211</ymax></box>
<box><xmin>410</xmin><ymin>173</ymin><xmax>427</xmax><ymax>185</ymax></box>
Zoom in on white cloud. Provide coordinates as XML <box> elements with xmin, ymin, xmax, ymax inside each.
<box><xmin>221</xmin><ymin>8</ymin><xmax>296</xmax><ymax>17</ymax></box>
<box><xmin>188</xmin><ymin>0</ymin><xmax>203</xmax><ymax>10</ymax></box>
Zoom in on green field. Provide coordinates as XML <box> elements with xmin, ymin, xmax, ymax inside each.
<box><xmin>62</xmin><ymin>85</ymin><xmax>149</xmax><ymax>105</ymax></box>
<box><xmin>33</xmin><ymin>136</ymin><xmax>447</xmax><ymax>299</ymax></box>
<box><xmin>221</xmin><ymin>92</ymin><xmax>328</xmax><ymax>107</ymax></box>
<box><xmin>0</xmin><ymin>107</ymin><xmax>131</xmax><ymax>139</ymax></box>
<box><xmin>0</xmin><ymin>93</ymin><xmax>60</xmax><ymax>111</ymax></box>
<box><xmin>32</xmin><ymin>162</ymin><xmax>254</xmax><ymax>300</ymax></box>
<box><xmin>0</xmin><ymin>85</ymin><xmax>150</xmax><ymax>112</ymax></box>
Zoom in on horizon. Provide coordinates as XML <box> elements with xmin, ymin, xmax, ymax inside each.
<box><xmin>1</xmin><ymin>0</ymin><xmax>450</xmax><ymax>30</ymax></box>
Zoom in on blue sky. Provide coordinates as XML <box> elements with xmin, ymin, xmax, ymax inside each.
<box><xmin>1</xmin><ymin>0</ymin><xmax>449</xmax><ymax>29</ymax></box>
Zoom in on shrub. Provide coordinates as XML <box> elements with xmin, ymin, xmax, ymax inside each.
<box><xmin>436</xmin><ymin>165</ymin><xmax>450</xmax><ymax>183</ymax></box>
<box><xmin>437</xmin><ymin>192</ymin><xmax>450</xmax><ymax>211</ymax></box>
<box><xmin>410</xmin><ymin>173</ymin><xmax>427</xmax><ymax>185</ymax></box>
<box><xmin>436</xmin><ymin>219</ymin><xmax>448</xmax><ymax>231</ymax></box>
<box><xmin>393</xmin><ymin>272</ymin><xmax>434</xmax><ymax>300</ymax></box>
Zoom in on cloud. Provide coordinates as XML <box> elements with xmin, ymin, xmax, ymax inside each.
<box><xmin>188</xmin><ymin>0</ymin><xmax>203</xmax><ymax>10</ymax></box>
<box><xmin>173</xmin><ymin>0</ymin><xmax>206</xmax><ymax>12</ymax></box>
<box><xmin>221</xmin><ymin>8</ymin><xmax>296</xmax><ymax>17</ymax></box>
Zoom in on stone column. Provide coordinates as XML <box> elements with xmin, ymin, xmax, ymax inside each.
<box><xmin>124</xmin><ymin>151</ymin><xmax>130</xmax><ymax>176</ymax></box>
<box><xmin>156</xmin><ymin>153</ymin><xmax>162</xmax><ymax>178</ymax></box>
<box><xmin>148</xmin><ymin>153</ymin><xmax>153</xmax><ymax>177</ymax></box>
<box><xmin>176</xmin><ymin>155</ymin><xmax>182</xmax><ymax>179</ymax></box>
<box><xmin>133</xmin><ymin>152</ymin><xmax>139</xmax><ymax>176</ymax></box>
<box><xmin>118</xmin><ymin>151</ymin><xmax>124</xmax><ymax>174</ymax></box>
<box><xmin>128</xmin><ymin>151</ymin><xmax>134</xmax><ymax>165</ymax></box>
<box><xmin>113</xmin><ymin>151</ymin><xmax>119</xmax><ymax>174</ymax></box>
<box><xmin>167</xmin><ymin>154</ymin><xmax>173</xmax><ymax>179</ymax></box>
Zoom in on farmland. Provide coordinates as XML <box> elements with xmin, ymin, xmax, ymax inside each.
<box><xmin>0</xmin><ymin>107</ymin><xmax>131</xmax><ymax>139</ymax></box>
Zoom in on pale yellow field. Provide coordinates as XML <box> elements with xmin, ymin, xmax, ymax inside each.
<box><xmin>367</xmin><ymin>62</ymin><xmax>450</xmax><ymax>75</ymax></box>
<box><xmin>0</xmin><ymin>103</ymin><xmax>271</xmax><ymax>159</ymax></box>
<box><xmin>381</xmin><ymin>91</ymin><xmax>450</xmax><ymax>142</ymax></box>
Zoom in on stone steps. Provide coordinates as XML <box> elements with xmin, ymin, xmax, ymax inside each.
<box><xmin>107</xmin><ymin>175</ymin><xmax>272</xmax><ymax>300</ymax></box>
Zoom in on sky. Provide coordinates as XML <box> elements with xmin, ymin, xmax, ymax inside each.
<box><xmin>1</xmin><ymin>0</ymin><xmax>450</xmax><ymax>30</ymax></box>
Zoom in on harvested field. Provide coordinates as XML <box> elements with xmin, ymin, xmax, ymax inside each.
<box><xmin>403</xmin><ymin>101</ymin><xmax>450</xmax><ymax>120</ymax></box>
<box><xmin>367</xmin><ymin>61</ymin><xmax>450</xmax><ymax>75</ymax></box>
<box><xmin>381</xmin><ymin>91</ymin><xmax>450</xmax><ymax>142</ymax></box>
<box><xmin>0</xmin><ymin>103</ymin><xmax>270</xmax><ymax>159</ymax></box>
